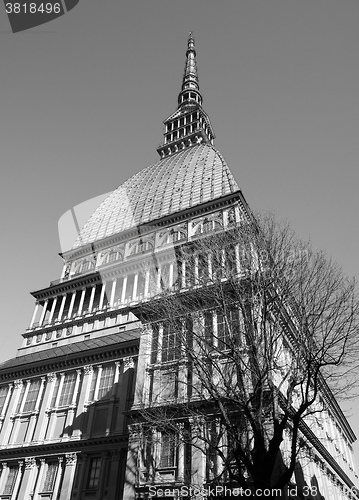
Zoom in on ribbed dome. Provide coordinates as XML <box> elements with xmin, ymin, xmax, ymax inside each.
<box><xmin>73</xmin><ymin>144</ymin><xmax>239</xmax><ymax>249</ymax></box>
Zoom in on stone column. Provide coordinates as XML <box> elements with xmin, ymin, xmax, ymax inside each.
<box><xmin>59</xmin><ymin>453</ymin><xmax>77</xmax><ymax>500</ymax></box>
<box><xmin>181</xmin><ymin>260</ymin><xmax>186</xmax><ymax>288</ymax></box>
<box><xmin>114</xmin><ymin>362</ymin><xmax>126</xmax><ymax>433</ymax></box>
<box><xmin>88</xmin><ymin>285</ymin><xmax>96</xmax><ymax>312</ymax></box>
<box><xmin>68</xmin><ymin>291</ymin><xmax>76</xmax><ymax>318</ymax></box>
<box><xmin>30</xmin><ymin>302</ymin><xmax>40</xmax><ymax>328</ymax></box>
<box><xmin>156</xmin><ymin>323</ymin><xmax>163</xmax><ymax>363</ymax></box>
<box><xmin>0</xmin><ymin>380</ymin><xmax>22</xmax><ymax>444</ymax></box>
<box><xmin>98</xmin><ymin>452</ymin><xmax>109</xmax><ymax>499</ymax></box>
<box><xmin>0</xmin><ymin>463</ymin><xmax>8</xmax><ymax>492</ymax></box>
<box><xmin>156</xmin><ymin>266</ymin><xmax>162</xmax><ymax>291</ymax></box>
<box><xmin>57</xmin><ymin>294</ymin><xmax>67</xmax><ymax>321</ymax></box>
<box><xmin>99</xmin><ymin>282</ymin><xmax>106</xmax><ymax>309</ymax></box>
<box><xmin>26</xmin><ymin>376</ymin><xmax>46</xmax><ymax>442</ymax></box>
<box><xmin>12</xmin><ymin>460</ymin><xmax>24</xmax><ymax>499</ymax></box>
<box><xmin>77</xmin><ymin>288</ymin><xmax>86</xmax><ymax>316</ymax></box>
<box><xmin>121</xmin><ymin>276</ymin><xmax>128</xmax><ymax>303</ymax></box>
<box><xmin>73</xmin><ymin>365</ymin><xmax>93</xmax><ymax>438</ymax></box>
<box><xmin>132</xmin><ymin>273</ymin><xmax>138</xmax><ymax>300</ymax></box>
<box><xmin>34</xmin><ymin>372</ymin><xmax>57</xmax><ymax>442</ymax></box>
<box><xmin>48</xmin><ymin>297</ymin><xmax>58</xmax><ymax>323</ymax></box>
<box><xmin>0</xmin><ymin>383</ymin><xmax>13</xmax><ymax>432</ymax></box>
<box><xmin>32</xmin><ymin>458</ymin><xmax>46</xmax><ymax>498</ymax></box>
<box><xmin>17</xmin><ymin>457</ymin><xmax>37</xmax><ymax>500</ymax></box>
<box><xmin>107</xmin><ymin>450</ymin><xmax>121</xmax><ymax>500</ymax></box>
<box><xmin>19</xmin><ymin>380</ymin><xmax>31</xmax><ymax>413</ymax></box>
<box><xmin>52</xmin><ymin>456</ymin><xmax>64</xmax><ymax>500</ymax></box>
<box><xmin>190</xmin><ymin>417</ymin><xmax>206</xmax><ymax>487</ymax></box>
<box><xmin>235</xmin><ymin>243</ymin><xmax>241</xmax><ymax>275</ymax></box>
<box><xmin>208</xmin><ymin>253</ymin><xmax>213</xmax><ymax>281</ymax></box>
<box><xmin>194</xmin><ymin>255</ymin><xmax>199</xmax><ymax>284</ymax></box>
<box><xmin>110</xmin><ymin>279</ymin><xmax>117</xmax><ymax>307</ymax></box>
<box><xmin>177</xmin><ymin>422</ymin><xmax>185</xmax><ymax>481</ymax></box>
<box><xmin>39</xmin><ymin>300</ymin><xmax>49</xmax><ymax>326</ymax></box>
<box><xmin>213</xmin><ymin>311</ymin><xmax>218</xmax><ymax>348</ymax></box>
<box><xmin>94</xmin><ymin>365</ymin><xmax>103</xmax><ymax>401</ymax></box>
<box><xmin>169</xmin><ymin>262</ymin><xmax>174</xmax><ymax>289</ymax></box>
<box><xmin>144</xmin><ymin>269</ymin><xmax>150</xmax><ymax>297</ymax></box>
<box><xmin>123</xmin><ymin>424</ymin><xmax>141</xmax><ymax>500</ymax></box>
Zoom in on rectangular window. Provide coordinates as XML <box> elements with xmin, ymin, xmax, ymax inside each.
<box><xmin>23</xmin><ymin>379</ymin><xmax>41</xmax><ymax>412</ymax></box>
<box><xmin>3</xmin><ymin>466</ymin><xmax>18</xmax><ymax>495</ymax></box>
<box><xmin>58</xmin><ymin>372</ymin><xmax>77</xmax><ymax>406</ymax></box>
<box><xmin>161</xmin><ymin>323</ymin><xmax>181</xmax><ymax>362</ymax></box>
<box><xmin>0</xmin><ymin>386</ymin><xmax>8</xmax><ymax>414</ymax></box>
<box><xmin>97</xmin><ymin>365</ymin><xmax>115</xmax><ymax>400</ymax></box>
<box><xmin>42</xmin><ymin>463</ymin><xmax>58</xmax><ymax>492</ymax></box>
<box><xmin>87</xmin><ymin>457</ymin><xmax>101</xmax><ymax>489</ymax></box>
<box><xmin>197</xmin><ymin>254</ymin><xmax>208</xmax><ymax>283</ymax></box>
<box><xmin>160</xmin><ymin>432</ymin><xmax>176</xmax><ymax>468</ymax></box>
<box><xmin>217</xmin><ymin>308</ymin><xmax>241</xmax><ymax>349</ymax></box>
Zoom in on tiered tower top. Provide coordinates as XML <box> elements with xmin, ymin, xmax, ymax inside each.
<box><xmin>157</xmin><ymin>33</ymin><xmax>215</xmax><ymax>159</ymax></box>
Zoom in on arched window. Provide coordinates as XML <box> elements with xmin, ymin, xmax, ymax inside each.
<box><xmin>130</xmin><ymin>240</ymin><xmax>153</xmax><ymax>256</ymax></box>
<box><xmin>105</xmin><ymin>250</ymin><xmax>122</xmax><ymax>264</ymax></box>
<box><xmin>81</xmin><ymin>260</ymin><xmax>95</xmax><ymax>273</ymax></box>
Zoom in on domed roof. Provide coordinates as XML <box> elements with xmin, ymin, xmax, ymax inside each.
<box><xmin>73</xmin><ymin>144</ymin><xmax>239</xmax><ymax>249</ymax></box>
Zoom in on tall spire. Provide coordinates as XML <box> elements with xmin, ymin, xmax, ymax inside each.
<box><xmin>157</xmin><ymin>33</ymin><xmax>215</xmax><ymax>159</ymax></box>
<box><xmin>178</xmin><ymin>32</ymin><xmax>202</xmax><ymax>107</ymax></box>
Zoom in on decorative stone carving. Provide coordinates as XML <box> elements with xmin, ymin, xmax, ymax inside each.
<box><xmin>14</xmin><ymin>379</ymin><xmax>23</xmax><ymax>389</ymax></box>
<box><xmin>123</xmin><ymin>357</ymin><xmax>135</xmax><ymax>372</ymax></box>
<box><xmin>128</xmin><ymin>423</ymin><xmax>142</xmax><ymax>439</ymax></box>
<box><xmin>47</xmin><ymin>372</ymin><xmax>56</xmax><ymax>382</ymax></box>
<box><xmin>25</xmin><ymin>457</ymin><xmax>37</xmax><ymax>469</ymax></box>
<box><xmin>83</xmin><ymin>365</ymin><xmax>94</xmax><ymax>375</ymax></box>
<box><xmin>65</xmin><ymin>453</ymin><xmax>77</xmax><ymax>466</ymax></box>
<box><xmin>189</xmin><ymin>416</ymin><xmax>205</xmax><ymax>435</ymax></box>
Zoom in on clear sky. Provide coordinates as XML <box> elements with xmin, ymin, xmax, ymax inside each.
<box><xmin>1</xmin><ymin>0</ymin><xmax>359</xmax><ymax>461</ymax></box>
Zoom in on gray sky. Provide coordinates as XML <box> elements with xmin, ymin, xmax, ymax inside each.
<box><xmin>1</xmin><ymin>0</ymin><xmax>359</xmax><ymax>461</ymax></box>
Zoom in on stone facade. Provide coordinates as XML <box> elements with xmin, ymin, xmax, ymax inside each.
<box><xmin>0</xmin><ymin>34</ymin><xmax>357</xmax><ymax>500</ymax></box>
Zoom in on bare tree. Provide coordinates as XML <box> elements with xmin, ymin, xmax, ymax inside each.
<box><xmin>132</xmin><ymin>214</ymin><xmax>359</xmax><ymax>498</ymax></box>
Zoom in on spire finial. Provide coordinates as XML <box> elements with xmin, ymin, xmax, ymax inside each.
<box><xmin>178</xmin><ymin>31</ymin><xmax>202</xmax><ymax>106</ymax></box>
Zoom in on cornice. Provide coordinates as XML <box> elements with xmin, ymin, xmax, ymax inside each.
<box><xmin>0</xmin><ymin>338</ymin><xmax>139</xmax><ymax>382</ymax></box>
<box><xmin>0</xmin><ymin>433</ymin><xmax>129</xmax><ymax>460</ymax></box>
<box><xmin>299</xmin><ymin>419</ymin><xmax>358</xmax><ymax>491</ymax></box>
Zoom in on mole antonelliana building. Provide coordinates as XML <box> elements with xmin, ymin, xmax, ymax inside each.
<box><xmin>0</xmin><ymin>35</ymin><xmax>358</xmax><ymax>500</ymax></box>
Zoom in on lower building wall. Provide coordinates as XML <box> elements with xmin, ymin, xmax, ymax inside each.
<box><xmin>0</xmin><ymin>447</ymin><xmax>127</xmax><ymax>500</ymax></box>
